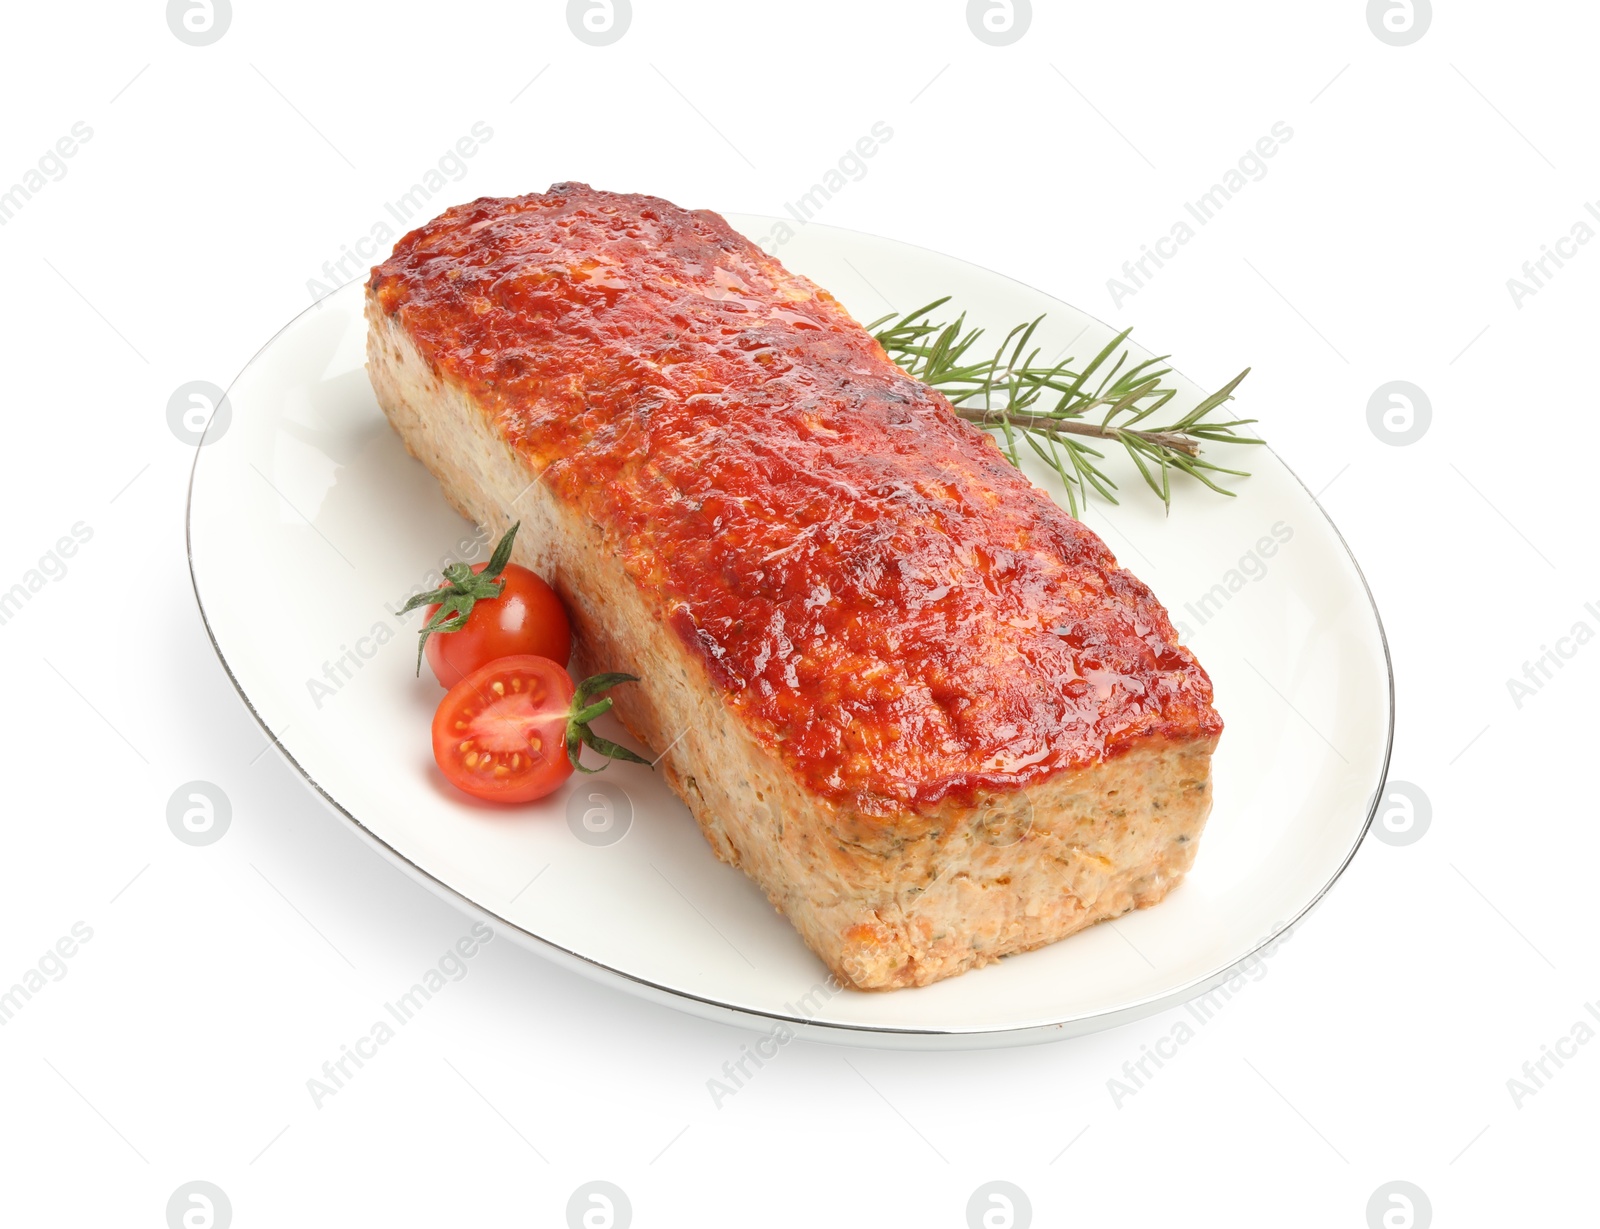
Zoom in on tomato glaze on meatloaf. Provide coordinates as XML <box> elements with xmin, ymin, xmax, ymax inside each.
<box><xmin>368</xmin><ymin>185</ymin><xmax>1220</xmax><ymax>812</ymax></box>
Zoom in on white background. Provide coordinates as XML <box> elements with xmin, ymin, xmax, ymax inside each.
<box><xmin>1</xmin><ymin>1</ymin><xmax>1594</xmax><ymax>1225</ymax></box>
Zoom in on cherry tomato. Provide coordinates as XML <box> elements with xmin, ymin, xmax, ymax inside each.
<box><xmin>432</xmin><ymin>656</ymin><xmax>580</xmax><ymax>803</ymax></box>
<box><xmin>425</xmin><ymin>562</ymin><xmax>572</xmax><ymax>689</ymax></box>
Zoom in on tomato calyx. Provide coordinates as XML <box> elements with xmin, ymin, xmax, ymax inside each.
<box><xmin>566</xmin><ymin>672</ymin><xmax>653</xmax><ymax>773</ymax></box>
<box><xmin>398</xmin><ymin>522</ymin><xmax>521</xmax><ymax>674</ymax></box>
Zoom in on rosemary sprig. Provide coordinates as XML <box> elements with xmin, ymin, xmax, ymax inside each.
<box><xmin>869</xmin><ymin>298</ymin><xmax>1262</xmax><ymax>515</ymax></box>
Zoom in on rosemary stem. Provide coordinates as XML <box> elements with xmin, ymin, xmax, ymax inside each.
<box><xmin>950</xmin><ymin>407</ymin><xmax>1204</xmax><ymax>457</ymax></box>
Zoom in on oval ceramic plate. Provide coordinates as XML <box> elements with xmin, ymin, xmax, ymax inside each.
<box><xmin>187</xmin><ymin>215</ymin><xmax>1392</xmax><ymax>1049</ymax></box>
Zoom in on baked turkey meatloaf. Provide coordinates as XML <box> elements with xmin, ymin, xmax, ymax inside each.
<box><xmin>366</xmin><ymin>183</ymin><xmax>1223</xmax><ymax>991</ymax></box>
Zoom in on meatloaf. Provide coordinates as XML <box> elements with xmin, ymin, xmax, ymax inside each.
<box><xmin>365</xmin><ymin>183</ymin><xmax>1222</xmax><ymax>990</ymax></box>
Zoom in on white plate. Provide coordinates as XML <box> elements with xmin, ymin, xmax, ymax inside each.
<box><xmin>187</xmin><ymin>215</ymin><xmax>1392</xmax><ymax>1048</ymax></box>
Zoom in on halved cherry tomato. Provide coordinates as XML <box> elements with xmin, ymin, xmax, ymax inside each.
<box><xmin>424</xmin><ymin>561</ymin><xmax>571</xmax><ymax>688</ymax></box>
<box><xmin>431</xmin><ymin>656</ymin><xmax>648</xmax><ymax>804</ymax></box>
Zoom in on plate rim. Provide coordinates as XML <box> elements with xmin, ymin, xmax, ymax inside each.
<box><xmin>184</xmin><ymin>221</ymin><xmax>1395</xmax><ymax>1048</ymax></box>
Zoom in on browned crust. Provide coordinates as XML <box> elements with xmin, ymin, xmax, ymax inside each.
<box><xmin>365</xmin><ymin>184</ymin><xmax>1223</xmax><ymax>817</ymax></box>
